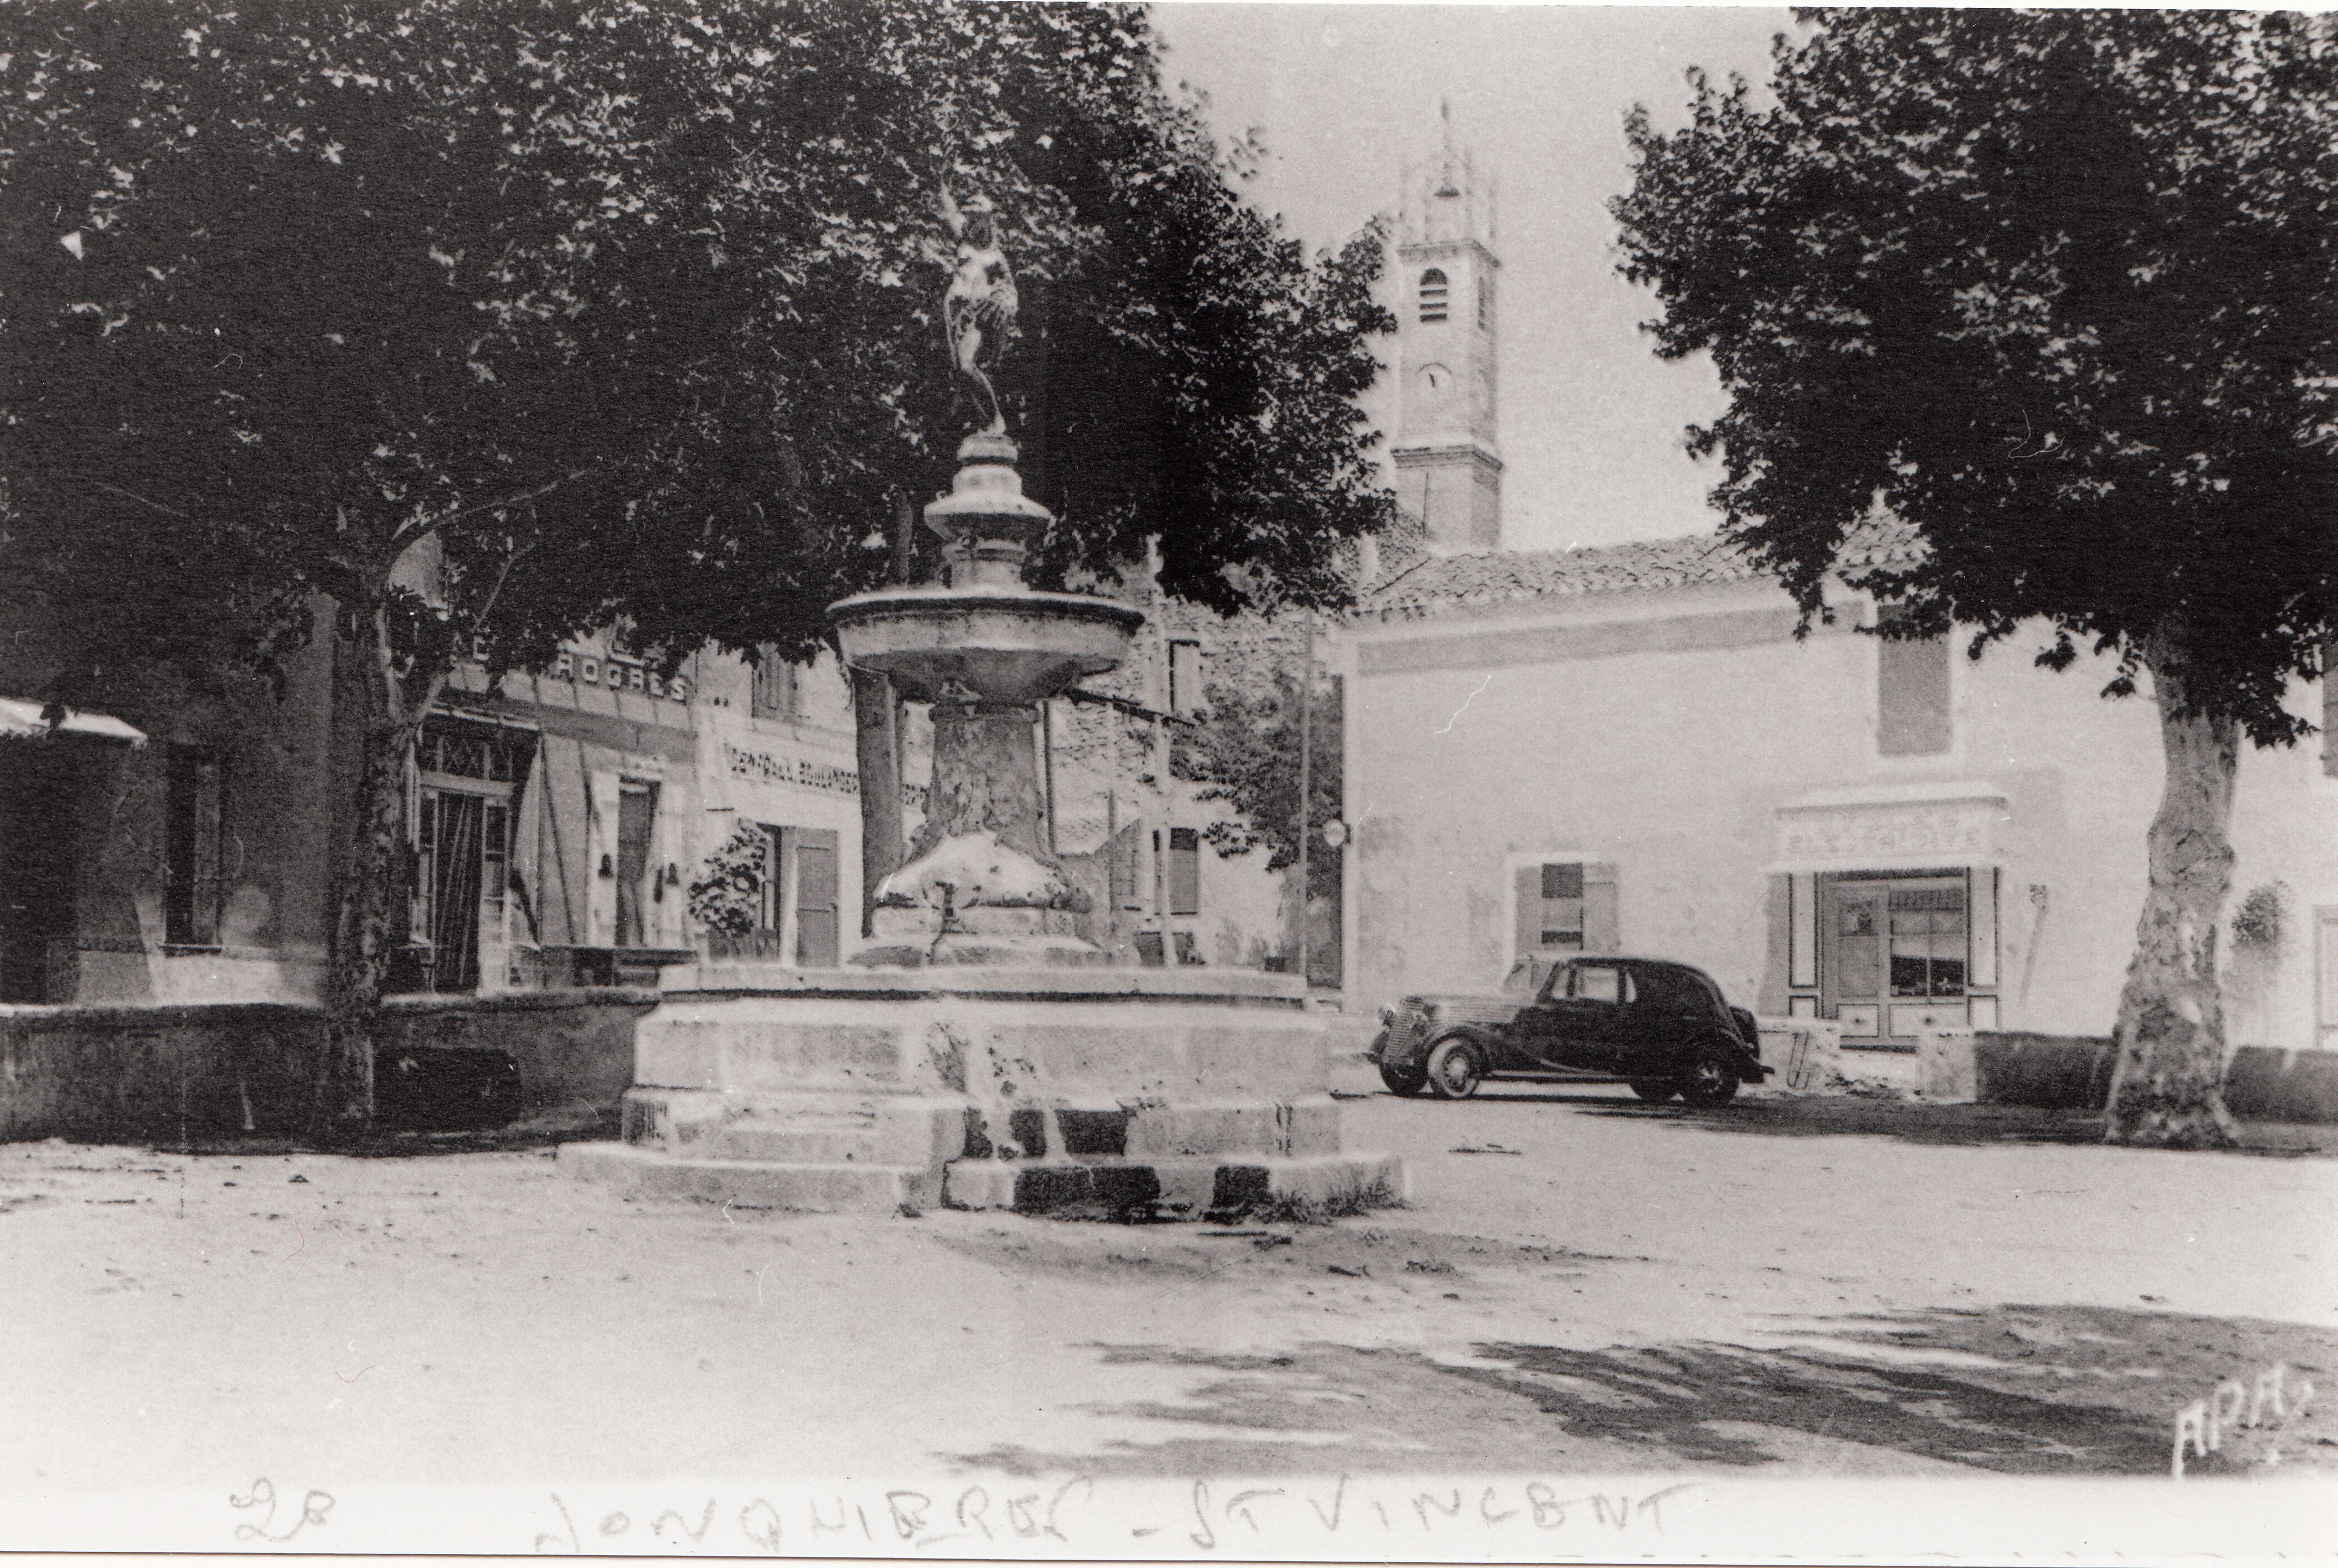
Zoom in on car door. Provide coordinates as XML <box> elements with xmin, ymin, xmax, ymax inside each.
<box><xmin>1519</xmin><ymin>961</ymin><xmax>1627</xmax><ymax>1072</ymax></box>
<box><xmin>1561</xmin><ymin>962</ymin><xmax>1631</xmax><ymax>1073</ymax></box>
<box><xmin>1616</xmin><ymin>963</ymin><xmax>1698</xmax><ymax>1077</ymax></box>
<box><xmin>1508</xmin><ymin>960</ymin><xmax>1578</xmax><ymax>1069</ymax></box>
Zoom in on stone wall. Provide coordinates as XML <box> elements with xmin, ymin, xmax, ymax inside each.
<box><xmin>1969</xmin><ymin>1031</ymin><xmax>2338</xmax><ymax>1124</ymax></box>
<box><xmin>375</xmin><ymin>990</ymin><xmax>654</xmax><ymax>1124</ymax></box>
<box><xmin>0</xmin><ymin>989</ymin><xmax>653</xmax><ymax>1143</ymax></box>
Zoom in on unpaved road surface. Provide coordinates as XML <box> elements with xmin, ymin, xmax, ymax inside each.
<box><xmin>3</xmin><ymin>1081</ymin><xmax>2334</xmax><ymax>1548</ymax></box>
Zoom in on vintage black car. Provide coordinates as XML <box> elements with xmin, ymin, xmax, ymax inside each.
<box><xmin>1368</xmin><ymin>955</ymin><xmax>1769</xmax><ymax>1106</ymax></box>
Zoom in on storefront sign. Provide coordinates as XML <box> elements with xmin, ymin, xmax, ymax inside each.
<box><xmin>1775</xmin><ymin>793</ymin><xmax>2003</xmax><ymax>869</ymax></box>
<box><xmin>726</xmin><ymin>742</ymin><xmax>859</xmax><ymax>797</ymax></box>
<box><xmin>549</xmin><ymin>647</ymin><xmax>691</xmax><ymax>704</ymax></box>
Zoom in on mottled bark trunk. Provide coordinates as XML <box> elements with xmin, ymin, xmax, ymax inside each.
<box><xmin>316</xmin><ymin>601</ymin><xmax>445</xmax><ymax>1139</ymax></box>
<box><xmin>2105</xmin><ymin>651</ymin><xmax>2241</xmax><ymax>1149</ymax></box>
<box><xmin>851</xmin><ymin>666</ymin><xmax>903</xmax><ymax>940</ymax></box>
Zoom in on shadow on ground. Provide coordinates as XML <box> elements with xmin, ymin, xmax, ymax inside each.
<box><xmin>154</xmin><ymin>1106</ymin><xmax>618</xmax><ymax>1159</ymax></box>
<box><xmin>954</xmin><ymin>1303</ymin><xmax>2338</xmax><ymax>1479</ymax></box>
<box><xmin>1441</xmin><ymin>1089</ymin><xmax>2338</xmax><ymax>1157</ymax></box>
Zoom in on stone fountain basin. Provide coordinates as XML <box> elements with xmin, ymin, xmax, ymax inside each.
<box><xmin>830</xmin><ymin>584</ymin><xmax>1145</xmax><ymax>704</ymax></box>
<box><xmin>564</xmin><ymin>963</ymin><xmax>1403</xmax><ymax>1216</ymax></box>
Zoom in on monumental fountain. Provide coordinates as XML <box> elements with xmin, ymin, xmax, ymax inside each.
<box><xmin>564</xmin><ymin>186</ymin><xmax>1399</xmax><ymax>1217</ymax></box>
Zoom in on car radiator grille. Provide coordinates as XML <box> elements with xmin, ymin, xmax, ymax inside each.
<box><xmin>1383</xmin><ymin>1004</ymin><xmax>1425</xmax><ymax>1056</ymax></box>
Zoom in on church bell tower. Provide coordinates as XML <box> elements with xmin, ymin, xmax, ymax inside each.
<box><xmin>1393</xmin><ymin>102</ymin><xmax>1501</xmax><ymax>551</ymax></box>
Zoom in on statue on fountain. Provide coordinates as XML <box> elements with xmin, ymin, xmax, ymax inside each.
<box><xmin>830</xmin><ymin>170</ymin><xmax>1139</xmax><ymax>967</ymax></box>
<box><xmin>939</xmin><ymin>173</ymin><xmax>1017</xmax><ymax>440</ymax></box>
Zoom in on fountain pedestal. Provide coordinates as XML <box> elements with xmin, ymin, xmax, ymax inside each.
<box><xmin>564</xmin><ymin>439</ymin><xmax>1399</xmax><ymax>1216</ymax></box>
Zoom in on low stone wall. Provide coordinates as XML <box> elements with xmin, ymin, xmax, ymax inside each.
<box><xmin>0</xmin><ymin>989</ymin><xmax>654</xmax><ymax>1143</ymax></box>
<box><xmin>1972</xmin><ymin>1031</ymin><xmax>2118</xmax><ymax>1110</ymax></box>
<box><xmin>377</xmin><ymin>989</ymin><xmax>653</xmax><ymax>1124</ymax></box>
<box><xmin>0</xmin><ymin>1001</ymin><xmax>320</xmax><ymax>1143</ymax></box>
<box><xmin>2220</xmin><ymin>1047</ymin><xmax>2338</xmax><ymax>1125</ymax></box>
<box><xmin>1969</xmin><ymin>1032</ymin><xmax>2338</xmax><ymax>1124</ymax></box>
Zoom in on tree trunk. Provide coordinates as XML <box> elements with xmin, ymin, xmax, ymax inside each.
<box><xmin>851</xmin><ymin>665</ymin><xmax>903</xmax><ymax>940</ymax></box>
<box><xmin>317</xmin><ymin>600</ymin><xmax>444</xmax><ymax>1139</ymax></box>
<box><xmin>2104</xmin><ymin>651</ymin><xmax>2242</xmax><ymax>1149</ymax></box>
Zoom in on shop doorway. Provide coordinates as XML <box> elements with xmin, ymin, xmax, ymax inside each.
<box><xmin>614</xmin><ymin>782</ymin><xmax>658</xmax><ymax>950</ymax></box>
<box><xmin>1820</xmin><ymin>872</ymin><xmax>1969</xmax><ymax>1046</ymax></box>
<box><xmin>0</xmin><ymin>745</ymin><xmax>82</xmax><ymax>1002</ymax></box>
<box><xmin>398</xmin><ymin>719</ymin><xmax>528</xmax><ymax>994</ymax></box>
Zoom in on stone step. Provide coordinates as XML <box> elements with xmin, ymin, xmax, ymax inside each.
<box><xmin>561</xmin><ymin>1142</ymin><xmax>934</xmax><ymax>1213</ymax></box>
<box><xmin>694</xmin><ymin>1120</ymin><xmax>890</xmax><ymax>1164</ymax></box>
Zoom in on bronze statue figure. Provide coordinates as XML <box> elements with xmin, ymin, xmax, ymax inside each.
<box><xmin>939</xmin><ymin>173</ymin><xmax>1017</xmax><ymax>437</ymax></box>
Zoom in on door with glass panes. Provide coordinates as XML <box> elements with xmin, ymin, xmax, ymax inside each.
<box><xmin>1823</xmin><ymin>874</ymin><xmax>1968</xmax><ymax>1044</ymax></box>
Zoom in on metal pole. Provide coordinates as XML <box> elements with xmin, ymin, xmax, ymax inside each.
<box><xmin>1297</xmin><ymin>617</ymin><xmax>1312</xmax><ymax>988</ymax></box>
<box><xmin>1041</xmin><ymin>698</ymin><xmax>1056</xmax><ymax>856</ymax></box>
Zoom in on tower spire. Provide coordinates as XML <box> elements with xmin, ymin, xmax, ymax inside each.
<box><xmin>1393</xmin><ymin>102</ymin><xmax>1502</xmax><ymax>551</ymax></box>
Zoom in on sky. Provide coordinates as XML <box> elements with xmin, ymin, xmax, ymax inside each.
<box><xmin>1147</xmin><ymin>4</ymin><xmax>1807</xmax><ymax>554</ymax></box>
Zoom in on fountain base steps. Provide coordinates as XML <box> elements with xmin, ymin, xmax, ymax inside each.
<box><xmin>562</xmin><ymin>1143</ymin><xmax>939</xmax><ymax>1213</ymax></box>
<box><xmin>562</xmin><ymin>1138</ymin><xmax>1404</xmax><ymax>1218</ymax></box>
<box><xmin>559</xmin><ymin>964</ymin><xmax>1403</xmax><ymax>1218</ymax></box>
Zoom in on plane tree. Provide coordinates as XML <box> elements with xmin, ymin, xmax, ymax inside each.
<box><xmin>1611</xmin><ymin>9</ymin><xmax>2336</xmax><ymax>1146</ymax></box>
<box><xmin>0</xmin><ymin>0</ymin><xmax>1394</xmax><ymax>1129</ymax></box>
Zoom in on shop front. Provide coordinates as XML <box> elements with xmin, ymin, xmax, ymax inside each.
<box><xmin>1766</xmin><ymin>785</ymin><xmax>2007</xmax><ymax>1048</ymax></box>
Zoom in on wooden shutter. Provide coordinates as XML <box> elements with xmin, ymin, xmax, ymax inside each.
<box><xmin>1877</xmin><ymin>605</ymin><xmax>1951</xmax><ymax>756</ymax></box>
<box><xmin>1757</xmin><ymin>872</ymin><xmax>1792</xmax><ymax>1014</ymax></box>
<box><xmin>1583</xmin><ymin>862</ymin><xmax>1620</xmax><ymax>954</ymax></box>
<box><xmin>792</xmin><ymin>827</ymin><xmax>840</xmax><ymax>967</ymax></box>
<box><xmin>1513</xmin><ymin>865</ymin><xmax>1539</xmax><ymax>960</ymax></box>
<box><xmin>1167</xmin><ymin>827</ymin><xmax>1200</xmax><ymax>917</ymax></box>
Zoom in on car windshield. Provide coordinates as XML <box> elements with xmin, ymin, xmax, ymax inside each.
<box><xmin>1504</xmin><ymin>955</ymin><xmax>1554</xmax><ymax>998</ymax></box>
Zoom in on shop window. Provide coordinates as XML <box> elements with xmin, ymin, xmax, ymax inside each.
<box><xmin>1877</xmin><ymin>603</ymin><xmax>1951</xmax><ymax>756</ymax></box>
<box><xmin>1889</xmin><ymin>884</ymin><xmax>1967</xmax><ymax>998</ymax></box>
<box><xmin>1167</xmin><ymin>640</ymin><xmax>1203</xmax><ymax>717</ymax></box>
<box><xmin>1417</xmin><ymin>267</ymin><xmax>1450</xmax><ymax>323</ymax></box>
<box><xmin>751</xmin><ymin>653</ymin><xmax>799</xmax><ymax>722</ymax></box>
<box><xmin>1822</xmin><ymin>875</ymin><xmax>1969</xmax><ymax>1024</ymax></box>
<box><xmin>1166</xmin><ymin>827</ymin><xmax>1201</xmax><ymax>917</ymax></box>
<box><xmin>164</xmin><ymin>749</ymin><xmax>225</xmax><ymax>947</ymax></box>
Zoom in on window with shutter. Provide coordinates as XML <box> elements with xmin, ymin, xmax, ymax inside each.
<box><xmin>165</xmin><ymin>749</ymin><xmax>224</xmax><ymax>947</ymax></box>
<box><xmin>1167</xmin><ymin>827</ymin><xmax>1201</xmax><ymax>916</ymax></box>
<box><xmin>1877</xmin><ymin>603</ymin><xmax>1951</xmax><ymax>756</ymax></box>
<box><xmin>751</xmin><ymin>652</ymin><xmax>799</xmax><ymax>722</ymax></box>
<box><xmin>1168</xmin><ymin>640</ymin><xmax>1203</xmax><ymax>717</ymax></box>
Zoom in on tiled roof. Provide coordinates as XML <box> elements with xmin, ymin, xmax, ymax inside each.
<box><xmin>1357</xmin><ymin>522</ymin><xmax>1925</xmax><ymax>620</ymax></box>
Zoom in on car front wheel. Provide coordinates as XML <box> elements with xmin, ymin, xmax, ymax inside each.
<box><xmin>1424</xmin><ymin>1036</ymin><xmax>1484</xmax><ymax>1100</ymax></box>
<box><xmin>1628</xmin><ymin>1080</ymin><xmax>1677</xmax><ymax>1104</ymax></box>
<box><xmin>1379</xmin><ymin>1059</ymin><xmax>1428</xmax><ymax>1096</ymax></box>
<box><xmin>1679</xmin><ymin>1054</ymin><xmax>1741</xmax><ymax>1108</ymax></box>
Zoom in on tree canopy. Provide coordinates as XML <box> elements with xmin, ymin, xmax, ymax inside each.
<box><xmin>1612</xmin><ymin>8</ymin><xmax>2336</xmax><ymax>1147</ymax></box>
<box><xmin>1612</xmin><ymin>9</ymin><xmax>2335</xmax><ymax>741</ymax></box>
<box><xmin>1</xmin><ymin>0</ymin><xmax>1396</xmax><ymax>698</ymax></box>
<box><xmin>0</xmin><ymin>0</ymin><xmax>1397</xmax><ymax>1125</ymax></box>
